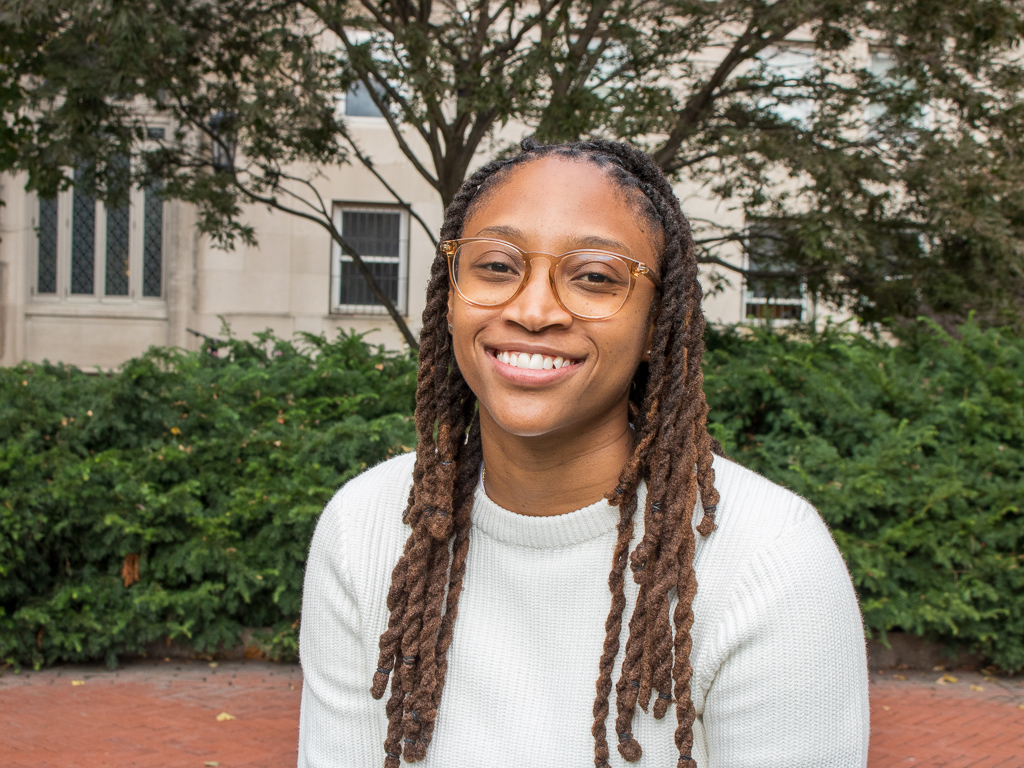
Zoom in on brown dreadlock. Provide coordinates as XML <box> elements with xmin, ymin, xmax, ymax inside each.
<box><xmin>369</xmin><ymin>139</ymin><xmax>721</xmax><ymax>768</ymax></box>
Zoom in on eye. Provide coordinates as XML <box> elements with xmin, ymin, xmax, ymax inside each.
<box><xmin>560</xmin><ymin>253</ymin><xmax>631</xmax><ymax>291</ymax></box>
<box><xmin>457</xmin><ymin>242</ymin><xmax>525</xmax><ymax>283</ymax></box>
<box><xmin>480</xmin><ymin>256</ymin><xmax>517</xmax><ymax>274</ymax></box>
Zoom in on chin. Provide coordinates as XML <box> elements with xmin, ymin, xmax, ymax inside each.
<box><xmin>483</xmin><ymin>404</ymin><xmax>575</xmax><ymax>439</ymax></box>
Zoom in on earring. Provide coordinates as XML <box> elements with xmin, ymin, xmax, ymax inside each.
<box><xmin>448</xmin><ymin>322</ymin><xmax>454</xmax><ymax>332</ymax></box>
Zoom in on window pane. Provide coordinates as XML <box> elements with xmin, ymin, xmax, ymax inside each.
<box><xmin>71</xmin><ymin>171</ymin><xmax>96</xmax><ymax>295</ymax></box>
<box><xmin>143</xmin><ymin>184</ymin><xmax>163</xmax><ymax>297</ymax></box>
<box><xmin>342</xmin><ymin>210</ymin><xmax>400</xmax><ymax>257</ymax></box>
<box><xmin>338</xmin><ymin>259</ymin><xmax>399</xmax><ymax>305</ymax></box>
<box><xmin>105</xmin><ymin>201</ymin><xmax>130</xmax><ymax>296</ymax></box>
<box><xmin>37</xmin><ymin>196</ymin><xmax>58</xmax><ymax>294</ymax></box>
<box><xmin>759</xmin><ymin>47</ymin><xmax>815</xmax><ymax>124</ymax></box>
<box><xmin>746</xmin><ymin>302</ymin><xmax>803</xmax><ymax>321</ymax></box>
<box><xmin>345</xmin><ymin>81</ymin><xmax>384</xmax><ymax>118</ymax></box>
<box><xmin>746</xmin><ymin>225</ymin><xmax>803</xmax><ymax>300</ymax></box>
<box><xmin>335</xmin><ymin>208</ymin><xmax>403</xmax><ymax>310</ymax></box>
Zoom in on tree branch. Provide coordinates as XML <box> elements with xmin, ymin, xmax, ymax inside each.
<box><xmin>339</xmin><ymin>127</ymin><xmax>439</xmax><ymax>247</ymax></box>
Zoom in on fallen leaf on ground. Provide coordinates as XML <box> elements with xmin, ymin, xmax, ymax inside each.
<box><xmin>893</xmin><ymin>674</ymin><xmax>907</xmax><ymax>681</ymax></box>
<box><xmin>935</xmin><ymin>674</ymin><xmax>958</xmax><ymax>685</ymax></box>
<box><xmin>882</xmin><ymin>705</ymin><xmax>890</xmax><ymax>711</ymax></box>
<box><xmin>71</xmin><ymin>680</ymin><xmax>85</xmax><ymax>686</ymax></box>
<box><xmin>216</xmin><ymin>712</ymin><xmax>236</xmax><ymax>721</ymax></box>
<box><xmin>932</xmin><ymin>665</ymin><xmax>946</xmax><ymax>672</ymax></box>
<box><xmin>970</xmin><ymin>684</ymin><xmax>984</xmax><ymax>691</ymax></box>
<box><xmin>204</xmin><ymin>763</ymin><xmax>220</xmax><ymax>767</ymax></box>
<box><xmin>208</xmin><ymin>662</ymin><xmax>218</xmax><ymax>668</ymax></box>
<box><xmin>984</xmin><ymin>676</ymin><xmax>995</xmax><ymax>682</ymax></box>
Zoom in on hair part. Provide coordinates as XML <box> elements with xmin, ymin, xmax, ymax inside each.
<box><xmin>371</xmin><ymin>138</ymin><xmax>720</xmax><ymax>768</ymax></box>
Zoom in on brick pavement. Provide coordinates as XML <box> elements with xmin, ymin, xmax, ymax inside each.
<box><xmin>1</xmin><ymin>660</ymin><xmax>1022</xmax><ymax>767</ymax></box>
<box><xmin>869</xmin><ymin>668</ymin><xmax>1024</xmax><ymax>767</ymax></box>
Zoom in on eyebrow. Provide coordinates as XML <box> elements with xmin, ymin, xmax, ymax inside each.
<box><xmin>470</xmin><ymin>225</ymin><xmax>634</xmax><ymax>257</ymax></box>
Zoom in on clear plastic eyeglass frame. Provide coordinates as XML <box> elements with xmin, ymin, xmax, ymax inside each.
<box><xmin>442</xmin><ymin>238</ymin><xmax>661</xmax><ymax>320</ymax></box>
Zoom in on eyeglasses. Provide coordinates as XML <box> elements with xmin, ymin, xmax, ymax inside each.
<box><xmin>442</xmin><ymin>238</ymin><xmax>660</xmax><ymax>320</ymax></box>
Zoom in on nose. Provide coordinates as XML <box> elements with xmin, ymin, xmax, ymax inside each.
<box><xmin>500</xmin><ymin>256</ymin><xmax>573</xmax><ymax>331</ymax></box>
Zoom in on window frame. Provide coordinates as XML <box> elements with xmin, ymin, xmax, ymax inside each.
<box><xmin>329</xmin><ymin>201</ymin><xmax>410</xmax><ymax>316</ymax></box>
<box><xmin>343</xmin><ymin>80</ymin><xmax>386</xmax><ymax>119</ymax></box>
<box><xmin>741</xmin><ymin>222</ymin><xmax>808</xmax><ymax>325</ymax></box>
<box><xmin>29</xmin><ymin>172</ymin><xmax>166</xmax><ymax>305</ymax></box>
<box><xmin>756</xmin><ymin>44</ymin><xmax>817</xmax><ymax>127</ymax></box>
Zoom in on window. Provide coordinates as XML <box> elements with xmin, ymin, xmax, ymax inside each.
<box><xmin>865</xmin><ymin>48</ymin><xmax>933</xmax><ymax>132</ymax></box>
<box><xmin>865</xmin><ymin>49</ymin><xmax>895</xmax><ymax>124</ymax></box>
<box><xmin>344</xmin><ymin>81</ymin><xmax>384</xmax><ymax>118</ymax></box>
<box><xmin>331</xmin><ymin>204</ymin><xmax>409</xmax><ymax>314</ymax></box>
<box><xmin>33</xmin><ymin>170</ymin><xmax>165</xmax><ymax>300</ymax></box>
<box><xmin>758</xmin><ymin>46</ymin><xmax>815</xmax><ymax>125</ymax></box>
<box><xmin>743</xmin><ymin>223</ymin><xmax>806</xmax><ymax>322</ymax></box>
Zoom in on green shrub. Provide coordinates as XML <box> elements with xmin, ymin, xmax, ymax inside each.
<box><xmin>0</xmin><ymin>330</ymin><xmax>417</xmax><ymax>669</ymax></box>
<box><xmin>703</xmin><ymin>319</ymin><xmax>1024</xmax><ymax>670</ymax></box>
<box><xmin>3</xmin><ymin>320</ymin><xmax>1022</xmax><ymax>671</ymax></box>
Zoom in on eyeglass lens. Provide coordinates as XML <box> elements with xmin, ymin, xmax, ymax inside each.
<box><xmin>451</xmin><ymin>241</ymin><xmax>633</xmax><ymax>318</ymax></box>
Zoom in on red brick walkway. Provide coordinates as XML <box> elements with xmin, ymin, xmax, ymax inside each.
<box><xmin>1</xmin><ymin>662</ymin><xmax>1022</xmax><ymax>767</ymax></box>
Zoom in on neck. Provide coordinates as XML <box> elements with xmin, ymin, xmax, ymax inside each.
<box><xmin>479</xmin><ymin>405</ymin><xmax>633</xmax><ymax>517</ymax></box>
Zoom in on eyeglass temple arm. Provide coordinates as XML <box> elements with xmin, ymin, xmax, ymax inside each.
<box><xmin>634</xmin><ymin>262</ymin><xmax>661</xmax><ymax>289</ymax></box>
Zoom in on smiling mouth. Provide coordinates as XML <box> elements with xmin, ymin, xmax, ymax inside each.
<box><xmin>493</xmin><ymin>349</ymin><xmax>581</xmax><ymax>370</ymax></box>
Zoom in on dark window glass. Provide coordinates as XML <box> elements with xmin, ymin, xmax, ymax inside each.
<box><xmin>143</xmin><ymin>184</ymin><xmax>163</xmax><ymax>297</ymax></box>
<box><xmin>338</xmin><ymin>260</ymin><xmax>399</xmax><ymax>305</ymax></box>
<box><xmin>37</xmin><ymin>196</ymin><xmax>58</xmax><ymax>294</ymax></box>
<box><xmin>71</xmin><ymin>170</ymin><xmax>96</xmax><ymax>294</ymax></box>
<box><xmin>338</xmin><ymin>210</ymin><xmax>401</xmax><ymax>306</ymax></box>
<box><xmin>342</xmin><ymin>210</ymin><xmax>400</xmax><ymax>257</ymax></box>
<box><xmin>745</xmin><ymin>302</ymin><xmax>803</xmax><ymax>321</ymax></box>
<box><xmin>746</xmin><ymin>224</ymin><xmax>803</xmax><ymax>301</ymax></box>
<box><xmin>345</xmin><ymin>82</ymin><xmax>384</xmax><ymax>118</ymax></box>
<box><xmin>105</xmin><ymin>168</ymin><xmax>131</xmax><ymax>296</ymax></box>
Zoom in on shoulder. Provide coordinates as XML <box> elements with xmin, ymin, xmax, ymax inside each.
<box><xmin>308</xmin><ymin>452</ymin><xmax>416</xmax><ymax>600</ymax></box>
<box><xmin>692</xmin><ymin>457</ymin><xmax>869</xmax><ymax>756</ymax></box>
<box><xmin>693</xmin><ymin>454</ymin><xmax>859</xmax><ymax>648</ymax></box>
<box><xmin>700</xmin><ymin>454</ymin><xmax>838</xmax><ymax>576</ymax></box>
<box><xmin>318</xmin><ymin>451</ymin><xmax>416</xmax><ymax>536</ymax></box>
<box><xmin>709</xmin><ymin>453</ymin><xmax>822</xmax><ymax>539</ymax></box>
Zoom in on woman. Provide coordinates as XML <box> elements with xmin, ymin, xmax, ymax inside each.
<box><xmin>298</xmin><ymin>140</ymin><xmax>870</xmax><ymax>767</ymax></box>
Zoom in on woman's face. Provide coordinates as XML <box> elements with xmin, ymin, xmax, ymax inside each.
<box><xmin>449</xmin><ymin>156</ymin><xmax>661</xmax><ymax>441</ymax></box>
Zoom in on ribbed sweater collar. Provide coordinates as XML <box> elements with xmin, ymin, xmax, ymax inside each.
<box><xmin>470</xmin><ymin>481</ymin><xmax>648</xmax><ymax>550</ymax></box>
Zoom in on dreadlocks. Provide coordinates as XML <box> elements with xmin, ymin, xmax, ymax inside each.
<box><xmin>369</xmin><ymin>139</ymin><xmax>721</xmax><ymax>768</ymax></box>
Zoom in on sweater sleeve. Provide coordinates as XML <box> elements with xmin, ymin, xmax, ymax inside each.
<box><xmin>700</xmin><ymin>507</ymin><xmax>870</xmax><ymax>767</ymax></box>
<box><xmin>297</xmin><ymin>489</ymin><xmax>386</xmax><ymax>768</ymax></box>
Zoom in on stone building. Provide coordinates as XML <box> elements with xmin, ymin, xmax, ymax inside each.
<box><xmin>0</xmin><ymin>86</ymin><xmax>815</xmax><ymax>370</ymax></box>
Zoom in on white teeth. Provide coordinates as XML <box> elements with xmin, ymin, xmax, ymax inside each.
<box><xmin>497</xmin><ymin>351</ymin><xmax>575</xmax><ymax>369</ymax></box>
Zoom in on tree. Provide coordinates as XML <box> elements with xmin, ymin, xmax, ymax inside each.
<box><xmin>2</xmin><ymin>0</ymin><xmax>1023</xmax><ymax>342</ymax></box>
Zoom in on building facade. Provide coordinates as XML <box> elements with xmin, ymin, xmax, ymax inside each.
<box><xmin>0</xmin><ymin>100</ymin><xmax>815</xmax><ymax>370</ymax></box>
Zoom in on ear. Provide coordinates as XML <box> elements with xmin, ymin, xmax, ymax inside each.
<box><xmin>641</xmin><ymin>309</ymin><xmax>656</xmax><ymax>362</ymax></box>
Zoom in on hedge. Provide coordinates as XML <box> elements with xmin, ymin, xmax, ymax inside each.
<box><xmin>703</xmin><ymin>320</ymin><xmax>1024</xmax><ymax>670</ymax></box>
<box><xmin>1</xmin><ymin>320</ymin><xmax>1022</xmax><ymax>670</ymax></box>
<box><xmin>1</xmin><ymin>330</ymin><xmax>417</xmax><ymax>668</ymax></box>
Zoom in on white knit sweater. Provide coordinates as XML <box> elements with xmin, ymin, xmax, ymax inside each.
<box><xmin>298</xmin><ymin>452</ymin><xmax>869</xmax><ymax>767</ymax></box>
